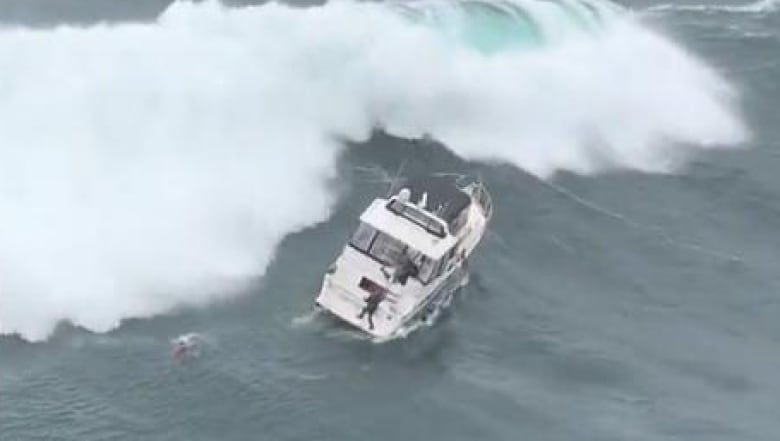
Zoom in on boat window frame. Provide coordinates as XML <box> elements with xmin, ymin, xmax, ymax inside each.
<box><xmin>433</xmin><ymin>246</ymin><xmax>457</xmax><ymax>279</ymax></box>
<box><xmin>366</xmin><ymin>231</ymin><xmax>408</xmax><ymax>267</ymax></box>
<box><xmin>386</xmin><ymin>199</ymin><xmax>447</xmax><ymax>238</ymax></box>
<box><xmin>416</xmin><ymin>255</ymin><xmax>438</xmax><ymax>284</ymax></box>
<box><xmin>349</xmin><ymin>222</ymin><xmax>378</xmax><ymax>254</ymax></box>
<box><xmin>348</xmin><ymin>222</ymin><xmax>441</xmax><ymax>286</ymax></box>
<box><xmin>433</xmin><ymin>255</ymin><xmax>447</xmax><ymax>280</ymax></box>
<box><xmin>348</xmin><ymin>223</ymin><xmax>408</xmax><ymax>267</ymax></box>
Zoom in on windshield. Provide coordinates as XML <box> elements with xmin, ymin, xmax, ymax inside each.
<box><xmin>349</xmin><ymin>222</ymin><xmax>442</xmax><ymax>284</ymax></box>
<box><xmin>349</xmin><ymin>223</ymin><xmax>407</xmax><ymax>266</ymax></box>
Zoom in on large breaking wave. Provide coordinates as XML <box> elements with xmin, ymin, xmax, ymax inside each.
<box><xmin>0</xmin><ymin>0</ymin><xmax>746</xmax><ymax>340</ymax></box>
<box><xmin>648</xmin><ymin>0</ymin><xmax>779</xmax><ymax>14</ymax></box>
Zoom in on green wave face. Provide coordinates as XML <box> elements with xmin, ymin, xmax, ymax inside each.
<box><xmin>392</xmin><ymin>0</ymin><xmax>620</xmax><ymax>54</ymax></box>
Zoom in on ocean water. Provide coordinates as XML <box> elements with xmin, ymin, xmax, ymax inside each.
<box><xmin>0</xmin><ymin>0</ymin><xmax>778</xmax><ymax>440</ymax></box>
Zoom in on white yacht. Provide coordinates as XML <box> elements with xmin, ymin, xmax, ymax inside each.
<box><xmin>315</xmin><ymin>175</ymin><xmax>493</xmax><ymax>340</ymax></box>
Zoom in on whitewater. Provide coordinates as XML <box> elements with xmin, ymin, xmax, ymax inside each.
<box><xmin>0</xmin><ymin>0</ymin><xmax>747</xmax><ymax>341</ymax></box>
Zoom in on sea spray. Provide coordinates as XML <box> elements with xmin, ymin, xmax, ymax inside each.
<box><xmin>0</xmin><ymin>0</ymin><xmax>746</xmax><ymax>340</ymax></box>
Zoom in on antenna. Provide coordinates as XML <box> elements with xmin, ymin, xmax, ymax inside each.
<box><xmin>418</xmin><ymin>192</ymin><xmax>428</xmax><ymax>209</ymax></box>
<box><xmin>385</xmin><ymin>158</ymin><xmax>408</xmax><ymax>198</ymax></box>
<box><xmin>432</xmin><ymin>171</ymin><xmax>472</xmax><ymax>189</ymax></box>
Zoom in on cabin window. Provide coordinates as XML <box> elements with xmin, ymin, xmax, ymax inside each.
<box><xmin>349</xmin><ymin>222</ymin><xmax>376</xmax><ymax>253</ymax></box>
<box><xmin>433</xmin><ymin>257</ymin><xmax>447</xmax><ymax>279</ymax></box>
<box><xmin>368</xmin><ymin>232</ymin><xmax>406</xmax><ymax>266</ymax></box>
<box><xmin>386</xmin><ymin>200</ymin><xmax>446</xmax><ymax>238</ymax></box>
<box><xmin>430</xmin><ymin>247</ymin><xmax>456</xmax><ymax>279</ymax></box>
<box><xmin>446</xmin><ymin>246</ymin><xmax>457</xmax><ymax>261</ymax></box>
<box><xmin>350</xmin><ymin>223</ymin><xmax>444</xmax><ymax>283</ymax></box>
<box><xmin>350</xmin><ymin>223</ymin><xmax>409</xmax><ymax>266</ymax></box>
<box><xmin>405</xmin><ymin>251</ymin><xmax>438</xmax><ymax>285</ymax></box>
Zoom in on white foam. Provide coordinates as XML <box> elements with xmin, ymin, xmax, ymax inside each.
<box><xmin>0</xmin><ymin>0</ymin><xmax>747</xmax><ymax>340</ymax></box>
<box><xmin>648</xmin><ymin>0</ymin><xmax>779</xmax><ymax>14</ymax></box>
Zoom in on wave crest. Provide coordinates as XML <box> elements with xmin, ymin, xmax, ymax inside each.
<box><xmin>0</xmin><ymin>0</ymin><xmax>747</xmax><ymax>340</ymax></box>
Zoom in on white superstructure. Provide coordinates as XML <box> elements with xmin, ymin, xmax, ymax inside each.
<box><xmin>315</xmin><ymin>176</ymin><xmax>492</xmax><ymax>340</ymax></box>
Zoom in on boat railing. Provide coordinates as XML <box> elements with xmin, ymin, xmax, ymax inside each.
<box><xmin>467</xmin><ymin>181</ymin><xmax>493</xmax><ymax>220</ymax></box>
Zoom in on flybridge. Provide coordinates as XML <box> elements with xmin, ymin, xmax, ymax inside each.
<box><xmin>358</xmin><ymin>195</ymin><xmax>458</xmax><ymax>261</ymax></box>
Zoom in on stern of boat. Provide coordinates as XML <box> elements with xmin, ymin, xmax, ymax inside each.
<box><xmin>315</xmin><ymin>272</ymin><xmax>402</xmax><ymax>339</ymax></box>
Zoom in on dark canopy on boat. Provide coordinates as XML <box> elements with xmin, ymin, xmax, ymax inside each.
<box><xmin>398</xmin><ymin>176</ymin><xmax>471</xmax><ymax>223</ymax></box>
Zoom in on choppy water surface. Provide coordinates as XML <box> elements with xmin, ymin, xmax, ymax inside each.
<box><xmin>0</xmin><ymin>1</ymin><xmax>778</xmax><ymax>440</ymax></box>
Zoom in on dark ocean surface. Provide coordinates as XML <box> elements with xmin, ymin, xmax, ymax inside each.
<box><xmin>0</xmin><ymin>1</ymin><xmax>778</xmax><ymax>440</ymax></box>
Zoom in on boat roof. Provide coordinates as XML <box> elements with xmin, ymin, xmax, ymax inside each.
<box><xmin>360</xmin><ymin>198</ymin><xmax>458</xmax><ymax>260</ymax></box>
<box><xmin>400</xmin><ymin>176</ymin><xmax>471</xmax><ymax>223</ymax></box>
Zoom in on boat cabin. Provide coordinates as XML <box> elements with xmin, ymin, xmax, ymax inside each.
<box><xmin>347</xmin><ymin>177</ymin><xmax>472</xmax><ymax>286</ymax></box>
<box><xmin>316</xmin><ymin>174</ymin><xmax>491</xmax><ymax>338</ymax></box>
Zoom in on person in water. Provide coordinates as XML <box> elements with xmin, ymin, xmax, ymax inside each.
<box><xmin>171</xmin><ymin>333</ymin><xmax>201</xmax><ymax>359</ymax></box>
<box><xmin>357</xmin><ymin>290</ymin><xmax>385</xmax><ymax>330</ymax></box>
<box><xmin>172</xmin><ymin>341</ymin><xmax>189</xmax><ymax>359</ymax></box>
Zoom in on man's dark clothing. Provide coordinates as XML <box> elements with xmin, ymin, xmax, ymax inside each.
<box><xmin>358</xmin><ymin>291</ymin><xmax>384</xmax><ymax>330</ymax></box>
